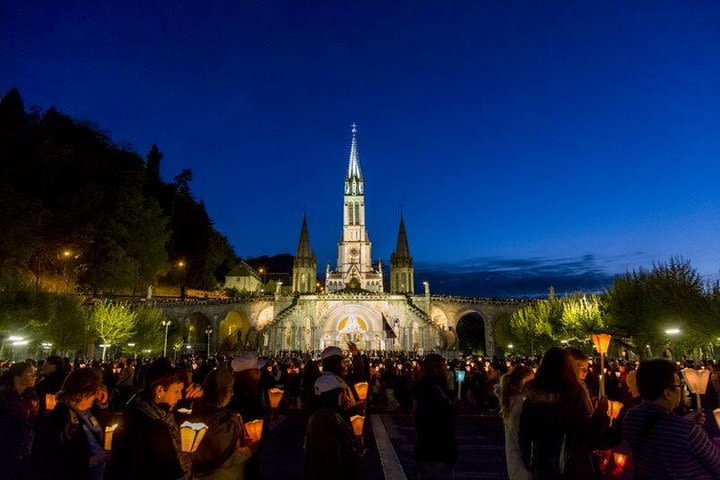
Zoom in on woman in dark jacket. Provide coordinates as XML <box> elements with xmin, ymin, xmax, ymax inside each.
<box><xmin>106</xmin><ymin>358</ymin><xmax>191</xmax><ymax>480</ymax></box>
<box><xmin>0</xmin><ymin>362</ymin><xmax>38</xmax><ymax>480</ymax></box>
<box><xmin>33</xmin><ymin>367</ymin><xmax>106</xmax><ymax>480</ymax></box>
<box><xmin>519</xmin><ymin>347</ymin><xmax>594</xmax><ymax>479</ymax></box>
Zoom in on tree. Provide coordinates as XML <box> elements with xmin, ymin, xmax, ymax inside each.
<box><xmin>90</xmin><ymin>301</ymin><xmax>136</xmax><ymax>356</ymax></box>
<box><xmin>130</xmin><ymin>307</ymin><xmax>166</xmax><ymax>354</ymax></box>
<box><xmin>510</xmin><ymin>299</ymin><xmax>562</xmax><ymax>354</ymax></box>
<box><xmin>38</xmin><ymin>294</ymin><xmax>88</xmax><ymax>356</ymax></box>
<box><xmin>560</xmin><ymin>294</ymin><xmax>605</xmax><ymax>340</ymax></box>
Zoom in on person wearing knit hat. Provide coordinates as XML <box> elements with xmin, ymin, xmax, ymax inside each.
<box><xmin>33</xmin><ymin>367</ymin><xmax>106</xmax><ymax>480</ymax></box>
<box><xmin>305</xmin><ymin>372</ymin><xmax>358</xmax><ymax>480</ymax></box>
<box><xmin>319</xmin><ymin>346</ymin><xmax>360</xmax><ymax>415</ymax></box>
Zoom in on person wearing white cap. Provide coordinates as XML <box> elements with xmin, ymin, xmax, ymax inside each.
<box><xmin>319</xmin><ymin>346</ymin><xmax>361</xmax><ymax>415</ymax></box>
<box><xmin>304</xmin><ymin>374</ymin><xmax>358</xmax><ymax>480</ymax></box>
<box><xmin>229</xmin><ymin>354</ymin><xmax>267</xmax><ymax>423</ymax></box>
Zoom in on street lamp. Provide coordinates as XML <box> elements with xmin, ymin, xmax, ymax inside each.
<box><xmin>665</xmin><ymin>328</ymin><xmax>681</xmax><ymax>336</ymax></box>
<box><xmin>162</xmin><ymin>320</ymin><xmax>172</xmax><ymax>357</ymax></box>
<box><xmin>177</xmin><ymin>260</ymin><xmax>187</xmax><ymax>299</ymax></box>
<box><xmin>100</xmin><ymin>344</ymin><xmax>110</xmax><ymax>362</ymax></box>
<box><xmin>205</xmin><ymin>328</ymin><xmax>213</xmax><ymax>357</ymax></box>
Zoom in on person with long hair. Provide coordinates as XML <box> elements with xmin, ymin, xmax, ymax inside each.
<box><xmin>519</xmin><ymin>347</ymin><xmax>594</xmax><ymax>479</ymax></box>
<box><xmin>496</xmin><ymin>365</ymin><xmax>534</xmax><ymax>480</ymax></box>
<box><xmin>0</xmin><ymin>362</ymin><xmax>38</xmax><ymax>479</ymax></box>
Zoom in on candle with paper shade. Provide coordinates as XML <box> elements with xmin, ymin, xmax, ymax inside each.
<box><xmin>350</xmin><ymin>415</ymin><xmax>365</xmax><ymax>436</ymax></box>
<box><xmin>613</xmin><ymin>452</ymin><xmax>628</xmax><ymax>471</ymax></box>
<box><xmin>592</xmin><ymin>334</ymin><xmax>612</xmax><ymax>397</ymax></box>
<box><xmin>682</xmin><ymin>368</ymin><xmax>710</xmax><ymax>410</ymax></box>
<box><xmin>45</xmin><ymin>393</ymin><xmax>57</xmax><ymax>411</ymax></box>
<box><xmin>354</xmin><ymin>382</ymin><xmax>369</xmax><ymax>401</ymax></box>
<box><xmin>180</xmin><ymin>422</ymin><xmax>208</xmax><ymax>453</ymax></box>
<box><xmin>607</xmin><ymin>401</ymin><xmax>623</xmax><ymax>426</ymax></box>
<box><xmin>245</xmin><ymin>419</ymin><xmax>264</xmax><ymax>443</ymax></box>
<box><xmin>268</xmin><ymin>388</ymin><xmax>284</xmax><ymax>409</ymax></box>
<box><xmin>104</xmin><ymin>424</ymin><xmax>118</xmax><ymax>451</ymax></box>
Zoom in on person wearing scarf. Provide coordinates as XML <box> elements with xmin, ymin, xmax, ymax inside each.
<box><xmin>33</xmin><ymin>367</ymin><xmax>106</xmax><ymax>480</ymax></box>
<box><xmin>106</xmin><ymin>358</ymin><xmax>192</xmax><ymax>480</ymax></box>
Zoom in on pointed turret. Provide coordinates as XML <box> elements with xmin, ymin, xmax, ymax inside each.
<box><xmin>390</xmin><ymin>215</ymin><xmax>414</xmax><ymax>294</ymax></box>
<box><xmin>394</xmin><ymin>216</ymin><xmax>411</xmax><ymax>258</ymax></box>
<box><xmin>292</xmin><ymin>215</ymin><xmax>317</xmax><ymax>294</ymax></box>
<box><xmin>296</xmin><ymin>214</ymin><xmax>313</xmax><ymax>258</ymax></box>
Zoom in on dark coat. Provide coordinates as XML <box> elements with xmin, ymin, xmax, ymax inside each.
<box><xmin>519</xmin><ymin>384</ymin><xmax>594</xmax><ymax>479</ymax></box>
<box><xmin>413</xmin><ymin>377</ymin><xmax>457</xmax><ymax>464</ymax></box>
<box><xmin>0</xmin><ymin>385</ymin><xmax>36</xmax><ymax>479</ymax></box>
<box><xmin>33</xmin><ymin>402</ymin><xmax>103</xmax><ymax>480</ymax></box>
<box><xmin>106</xmin><ymin>399</ymin><xmax>186</xmax><ymax>480</ymax></box>
<box><xmin>304</xmin><ymin>407</ymin><xmax>358</xmax><ymax>480</ymax></box>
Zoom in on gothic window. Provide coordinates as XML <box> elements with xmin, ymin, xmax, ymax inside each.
<box><xmin>347</xmin><ymin>203</ymin><xmax>353</xmax><ymax>225</ymax></box>
<box><xmin>401</xmin><ymin>272</ymin><xmax>407</xmax><ymax>288</ymax></box>
<box><xmin>354</xmin><ymin>203</ymin><xmax>360</xmax><ymax>225</ymax></box>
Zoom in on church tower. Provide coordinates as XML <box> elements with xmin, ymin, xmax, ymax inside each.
<box><xmin>390</xmin><ymin>216</ymin><xmax>414</xmax><ymax>294</ymax></box>
<box><xmin>292</xmin><ymin>215</ymin><xmax>317</xmax><ymax>294</ymax></box>
<box><xmin>326</xmin><ymin>124</ymin><xmax>384</xmax><ymax>292</ymax></box>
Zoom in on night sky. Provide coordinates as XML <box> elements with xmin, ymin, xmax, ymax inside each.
<box><xmin>3</xmin><ymin>2</ymin><xmax>719</xmax><ymax>296</ymax></box>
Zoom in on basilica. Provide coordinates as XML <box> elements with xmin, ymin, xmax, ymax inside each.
<box><xmin>176</xmin><ymin>126</ymin><xmax>521</xmax><ymax>355</ymax></box>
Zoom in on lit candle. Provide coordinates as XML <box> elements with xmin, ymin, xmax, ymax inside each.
<box><xmin>104</xmin><ymin>424</ymin><xmax>118</xmax><ymax>451</ymax></box>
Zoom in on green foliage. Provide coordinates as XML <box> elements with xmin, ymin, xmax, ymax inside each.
<box><xmin>90</xmin><ymin>301</ymin><xmax>136</xmax><ymax>348</ymax></box>
<box><xmin>560</xmin><ymin>295</ymin><xmax>605</xmax><ymax>339</ymax></box>
<box><xmin>510</xmin><ymin>297</ymin><xmax>563</xmax><ymax>354</ymax></box>
<box><xmin>0</xmin><ymin>89</ymin><xmax>237</xmax><ymax>295</ymax></box>
<box><xmin>130</xmin><ymin>307</ymin><xmax>167</xmax><ymax>353</ymax></box>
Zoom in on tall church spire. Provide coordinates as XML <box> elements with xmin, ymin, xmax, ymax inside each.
<box><xmin>347</xmin><ymin>123</ymin><xmax>363</xmax><ymax>181</ymax></box>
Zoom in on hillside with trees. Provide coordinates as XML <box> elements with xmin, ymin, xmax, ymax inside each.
<box><xmin>0</xmin><ymin>88</ymin><xmax>238</xmax><ymax>295</ymax></box>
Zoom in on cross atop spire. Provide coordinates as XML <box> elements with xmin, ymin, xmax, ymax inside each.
<box><xmin>347</xmin><ymin>123</ymin><xmax>363</xmax><ymax>181</ymax></box>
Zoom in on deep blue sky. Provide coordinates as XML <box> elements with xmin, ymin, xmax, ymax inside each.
<box><xmin>3</xmin><ymin>2</ymin><xmax>719</xmax><ymax>295</ymax></box>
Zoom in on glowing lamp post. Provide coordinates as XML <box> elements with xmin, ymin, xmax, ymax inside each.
<box><xmin>162</xmin><ymin>320</ymin><xmax>172</xmax><ymax>357</ymax></box>
<box><xmin>455</xmin><ymin>369</ymin><xmax>466</xmax><ymax>400</ymax></box>
<box><xmin>205</xmin><ymin>328</ymin><xmax>213</xmax><ymax>357</ymax></box>
<box><xmin>45</xmin><ymin>393</ymin><xmax>57</xmax><ymax>411</ymax></box>
<box><xmin>681</xmin><ymin>368</ymin><xmax>710</xmax><ymax>410</ymax></box>
<box><xmin>99</xmin><ymin>344</ymin><xmax>110</xmax><ymax>362</ymax></box>
<box><xmin>350</xmin><ymin>415</ymin><xmax>365</xmax><ymax>437</ymax></box>
<box><xmin>268</xmin><ymin>387</ymin><xmax>284</xmax><ymax>410</ymax></box>
<box><xmin>354</xmin><ymin>382</ymin><xmax>369</xmax><ymax>401</ymax></box>
<box><xmin>104</xmin><ymin>424</ymin><xmax>118</xmax><ymax>451</ymax></box>
<box><xmin>180</xmin><ymin>421</ymin><xmax>208</xmax><ymax>453</ymax></box>
<box><xmin>591</xmin><ymin>334</ymin><xmax>612</xmax><ymax>397</ymax></box>
<box><xmin>245</xmin><ymin>419</ymin><xmax>264</xmax><ymax>443</ymax></box>
<box><xmin>607</xmin><ymin>400</ymin><xmax>623</xmax><ymax>427</ymax></box>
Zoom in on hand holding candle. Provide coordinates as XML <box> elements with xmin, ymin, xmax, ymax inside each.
<box><xmin>180</xmin><ymin>422</ymin><xmax>208</xmax><ymax>453</ymax></box>
<box><xmin>245</xmin><ymin>419</ymin><xmax>264</xmax><ymax>443</ymax></box>
<box><xmin>104</xmin><ymin>424</ymin><xmax>118</xmax><ymax>451</ymax></box>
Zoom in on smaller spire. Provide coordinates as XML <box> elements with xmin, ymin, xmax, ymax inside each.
<box><xmin>394</xmin><ymin>215</ymin><xmax>411</xmax><ymax>258</ymax></box>
<box><xmin>296</xmin><ymin>214</ymin><xmax>314</xmax><ymax>259</ymax></box>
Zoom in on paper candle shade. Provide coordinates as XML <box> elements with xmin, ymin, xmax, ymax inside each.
<box><xmin>681</xmin><ymin>368</ymin><xmax>710</xmax><ymax>395</ymax></box>
<box><xmin>455</xmin><ymin>369</ymin><xmax>466</xmax><ymax>384</ymax></box>
<box><xmin>591</xmin><ymin>334</ymin><xmax>612</xmax><ymax>355</ymax></box>
<box><xmin>613</xmin><ymin>452</ymin><xmax>628</xmax><ymax>470</ymax></box>
<box><xmin>350</xmin><ymin>415</ymin><xmax>365</xmax><ymax>436</ymax></box>
<box><xmin>607</xmin><ymin>401</ymin><xmax>623</xmax><ymax>422</ymax></box>
<box><xmin>713</xmin><ymin>409</ymin><xmax>720</xmax><ymax>429</ymax></box>
<box><xmin>180</xmin><ymin>422</ymin><xmax>208</xmax><ymax>453</ymax></box>
<box><xmin>268</xmin><ymin>388</ymin><xmax>284</xmax><ymax>409</ymax></box>
<box><xmin>45</xmin><ymin>394</ymin><xmax>57</xmax><ymax>411</ymax></box>
<box><xmin>104</xmin><ymin>424</ymin><xmax>118</xmax><ymax>451</ymax></box>
<box><xmin>354</xmin><ymin>382</ymin><xmax>369</xmax><ymax>401</ymax></box>
<box><xmin>245</xmin><ymin>419</ymin><xmax>264</xmax><ymax>442</ymax></box>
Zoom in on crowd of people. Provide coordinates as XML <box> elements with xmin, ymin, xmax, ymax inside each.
<box><xmin>2</xmin><ymin>345</ymin><xmax>720</xmax><ymax>479</ymax></box>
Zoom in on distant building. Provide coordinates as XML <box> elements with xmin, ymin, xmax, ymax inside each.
<box><xmin>223</xmin><ymin>261</ymin><xmax>263</xmax><ymax>293</ymax></box>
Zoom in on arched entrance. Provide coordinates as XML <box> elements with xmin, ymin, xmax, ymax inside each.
<box><xmin>456</xmin><ymin>311</ymin><xmax>486</xmax><ymax>355</ymax></box>
<box><xmin>219</xmin><ymin>311</ymin><xmax>261</xmax><ymax>353</ymax></box>
<box><xmin>318</xmin><ymin>303</ymin><xmax>383</xmax><ymax>351</ymax></box>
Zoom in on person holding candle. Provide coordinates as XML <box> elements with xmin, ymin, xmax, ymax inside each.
<box><xmin>304</xmin><ymin>375</ymin><xmax>358</xmax><ymax>480</ymax></box>
<box><xmin>36</xmin><ymin>355</ymin><xmax>67</xmax><ymax>415</ymax></box>
<box><xmin>33</xmin><ymin>367</ymin><xmax>106</xmax><ymax>480</ymax></box>
<box><xmin>106</xmin><ymin>358</ymin><xmax>191</xmax><ymax>480</ymax></box>
<box><xmin>0</xmin><ymin>362</ymin><xmax>38</xmax><ymax>480</ymax></box>
<box><xmin>622</xmin><ymin>359</ymin><xmax>720</xmax><ymax>479</ymax></box>
<box><xmin>192</xmin><ymin>367</ymin><xmax>256</xmax><ymax>479</ymax></box>
<box><xmin>519</xmin><ymin>347</ymin><xmax>595</xmax><ymax>479</ymax></box>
